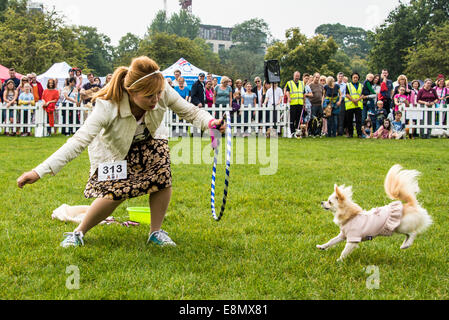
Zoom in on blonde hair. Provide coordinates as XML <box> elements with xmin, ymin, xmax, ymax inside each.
<box><xmin>94</xmin><ymin>56</ymin><xmax>165</xmax><ymax>105</ymax></box>
<box><xmin>326</xmin><ymin>76</ymin><xmax>335</xmax><ymax>86</ymax></box>
<box><xmin>397</xmin><ymin>74</ymin><xmax>408</xmax><ymax>84</ymax></box>
<box><xmin>220</xmin><ymin>76</ymin><xmax>230</xmax><ymax>85</ymax></box>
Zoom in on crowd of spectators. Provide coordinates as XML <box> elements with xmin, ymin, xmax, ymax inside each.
<box><xmin>2</xmin><ymin>65</ymin><xmax>449</xmax><ymax>139</ymax></box>
<box><xmin>0</xmin><ymin>67</ymin><xmax>112</xmax><ymax>136</ymax></box>
<box><xmin>172</xmin><ymin>68</ymin><xmax>449</xmax><ymax>139</ymax></box>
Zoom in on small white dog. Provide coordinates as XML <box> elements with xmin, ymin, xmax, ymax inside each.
<box><xmin>317</xmin><ymin>165</ymin><xmax>432</xmax><ymax>262</ymax></box>
<box><xmin>431</xmin><ymin>129</ymin><xmax>449</xmax><ymax>138</ymax></box>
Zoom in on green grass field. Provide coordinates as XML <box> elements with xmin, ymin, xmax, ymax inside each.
<box><xmin>1</xmin><ymin>135</ymin><xmax>448</xmax><ymax>300</ymax></box>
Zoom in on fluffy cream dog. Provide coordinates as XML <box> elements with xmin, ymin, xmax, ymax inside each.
<box><xmin>296</xmin><ymin>124</ymin><xmax>309</xmax><ymax>139</ymax></box>
<box><xmin>318</xmin><ymin>165</ymin><xmax>432</xmax><ymax>262</ymax></box>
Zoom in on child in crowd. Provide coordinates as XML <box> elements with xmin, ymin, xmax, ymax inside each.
<box><xmin>75</xmin><ymin>69</ymin><xmax>83</xmax><ymax>90</ymax></box>
<box><xmin>374</xmin><ymin>118</ymin><xmax>393</xmax><ymax>139</ymax></box>
<box><xmin>408</xmin><ymin>80</ymin><xmax>422</xmax><ymax>139</ymax></box>
<box><xmin>393</xmin><ymin>86</ymin><xmax>410</xmax><ymax>121</ymax></box>
<box><xmin>392</xmin><ymin>111</ymin><xmax>406</xmax><ymax>140</ymax></box>
<box><xmin>18</xmin><ymin>84</ymin><xmax>36</xmax><ymax>136</ymax></box>
<box><xmin>375</xmin><ymin>100</ymin><xmax>388</xmax><ymax>132</ymax></box>
<box><xmin>232</xmin><ymin>90</ymin><xmax>243</xmax><ymax>135</ymax></box>
<box><xmin>3</xmin><ymin>80</ymin><xmax>18</xmax><ymax>136</ymax></box>
<box><xmin>362</xmin><ymin>117</ymin><xmax>374</xmax><ymax>139</ymax></box>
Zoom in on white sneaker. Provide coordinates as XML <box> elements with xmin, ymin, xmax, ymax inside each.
<box><xmin>147</xmin><ymin>230</ymin><xmax>177</xmax><ymax>247</ymax></box>
<box><xmin>60</xmin><ymin>231</ymin><xmax>84</xmax><ymax>248</ymax></box>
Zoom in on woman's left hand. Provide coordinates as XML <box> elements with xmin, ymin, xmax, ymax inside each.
<box><xmin>210</xmin><ymin>119</ymin><xmax>226</xmax><ymax>133</ymax></box>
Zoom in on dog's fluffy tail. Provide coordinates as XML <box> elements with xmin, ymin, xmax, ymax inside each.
<box><xmin>385</xmin><ymin>165</ymin><xmax>432</xmax><ymax>234</ymax></box>
<box><xmin>384</xmin><ymin>165</ymin><xmax>420</xmax><ymax>206</ymax></box>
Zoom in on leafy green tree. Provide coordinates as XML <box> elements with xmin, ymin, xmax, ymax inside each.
<box><xmin>265</xmin><ymin>28</ymin><xmax>348</xmax><ymax>86</ymax></box>
<box><xmin>368</xmin><ymin>0</ymin><xmax>449</xmax><ymax>78</ymax></box>
<box><xmin>148</xmin><ymin>10</ymin><xmax>169</xmax><ymax>35</ymax></box>
<box><xmin>138</xmin><ymin>32</ymin><xmax>218</xmax><ymax>71</ymax></box>
<box><xmin>0</xmin><ymin>0</ymin><xmax>8</xmax><ymax>14</ymax></box>
<box><xmin>315</xmin><ymin>23</ymin><xmax>370</xmax><ymax>59</ymax></box>
<box><xmin>231</xmin><ymin>18</ymin><xmax>271</xmax><ymax>54</ymax></box>
<box><xmin>0</xmin><ymin>6</ymin><xmax>89</xmax><ymax>74</ymax></box>
<box><xmin>167</xmin><ymin>10</ymin><xmax>200</xmax><ymax>40</ymax></box>
<box><xmin>113</xmin><ymin>33</ymin><xmax>141</xmax><ymax>68</ymax></box>
<box><xmin>148</xmin><ymin>10</ymin><xmax>200</xmax><ymax>40</ymax></box>
<box><xmin>75</xmin><ymin>26</ymin><xmax>114</xmax><ymax>75</ymax></box>
<box><xmin>404</xmin><ymin>22</ymin><xmax>449</xmax><ymax>80</ymax></box>
<box><xmin>218</xmin><ymin>48</ymin><xmax>264</xmax><ymax>83</ymax></box>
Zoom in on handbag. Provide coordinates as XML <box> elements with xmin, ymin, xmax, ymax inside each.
<box><xmin>324</xmin><ymin>103</ymin><xmax>333</xmax><ymax>118</ymax></box>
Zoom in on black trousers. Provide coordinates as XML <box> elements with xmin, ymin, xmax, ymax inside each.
<box><xmin>345</xmin><ymin>107</ymin><xmax>363</xmax><ymax>137</ymax></box>
<box><xmin>290</xmin><ymin>104</ymin><xmax>303</xmax><ymax>134</ymax></box>
<box><xmin>338</xmin><ymin>101</ymin><xmax>346</xmax><ymax>135</ymax></box>
<box><xmin>310</xmin><ymin>105</ymin><xmax>323</xmax><ymax>136</ymax></box>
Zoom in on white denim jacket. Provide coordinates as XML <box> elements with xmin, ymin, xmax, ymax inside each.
<box><xmin>34</xmin><ymin>82</ymin><xmax>214</xmax><ymax>178</ymax></box>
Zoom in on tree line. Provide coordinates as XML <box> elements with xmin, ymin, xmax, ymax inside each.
<box><xmin>0</xmin><ymin>0</ymin><xmax>447</xmax><ymax>83</ymax></box>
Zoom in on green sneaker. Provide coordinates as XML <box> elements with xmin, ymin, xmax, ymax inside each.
<box><xmin>61</xmin><ymin>232</ymin><xmax>85</xmax><ymax>248</ymax></box>
<box><xmin>147</xmin><ymin>230</ymin><xmax>176</xmax><ymax>247</ymax></box>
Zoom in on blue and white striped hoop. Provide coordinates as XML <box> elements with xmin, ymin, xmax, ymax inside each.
<box><xmin>211</xmin><ymin>111</ymin><xmax>232</xmax><ymax>222</ymax></box>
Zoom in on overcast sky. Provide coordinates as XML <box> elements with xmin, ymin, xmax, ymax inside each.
<box><xmin>40</xmin><ymin>0</ymin><xmax>403</xmax><ymax>45</ymax></box>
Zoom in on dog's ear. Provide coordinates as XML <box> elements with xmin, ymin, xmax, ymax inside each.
<box><xmin>335</xmin><ymin>185</ymin><xmax>345</xmax><ymax>202</ymax></box>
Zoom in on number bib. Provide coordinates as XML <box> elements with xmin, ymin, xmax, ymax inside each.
<box><xmin>98</xmin><ymin>161</ymin><xmax>127</xmax><ymax>182</ymax></box>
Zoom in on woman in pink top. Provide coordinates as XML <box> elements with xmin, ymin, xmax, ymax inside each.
<box><xmin>435</xmin><ymin>78</ymin><xmax>448</xmax><ymax>125</ymax></box>
<box><xmin>205</xmin><ymin>80</ymin><xmax>214</xmax><ymax>108</ymax></box>
<box><xmin>435</xmin><ymin>78</ymin><xmax>448</xmax><ymax>106</ymax></box>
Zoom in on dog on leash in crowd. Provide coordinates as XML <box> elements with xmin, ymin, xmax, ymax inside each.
<box><xmin>295</xmin><ymin>124</ymin><xmax>309</xmax><ymax>139</ymax></box>
<box><xmin>317</xmin><ymin>165</ymin><xmax>432</xmax><ymax>262</ymax></box>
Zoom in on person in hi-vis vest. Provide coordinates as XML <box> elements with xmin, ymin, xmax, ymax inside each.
<box><xmin>345</xmin><ymin>72</ymin><xmax>366</xmax><ymax>138</ymax></box>
<box><xmin>285</xmin><ymin>71</ymin><xmax>305</xmax><ymax>137</ymax></box>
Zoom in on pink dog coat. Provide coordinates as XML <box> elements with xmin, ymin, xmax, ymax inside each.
<box><xmin>340</xmin><ymin>201</ymin><xmax>403</xmax><ymax>243</ymax></box>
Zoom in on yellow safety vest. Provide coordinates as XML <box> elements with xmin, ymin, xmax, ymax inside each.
<box><xmin>286</xmin><ymin>80</ymin><xmax>305</xmax><ymax>106</ymax></box>
<box><xmin>345</xmin><ymin>83</ymin><xmax>363</xmax><ymax>110</ymax></box>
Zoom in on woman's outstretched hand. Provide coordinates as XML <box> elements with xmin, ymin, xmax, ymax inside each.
<box><xmin>17</xmin><ymin>171</ymin><xmax>40</xmax><ymax>189</ymax></box>
<box><xmin>209</xmin><ymin>119</ymin><xmax>226</xmax><ymax>133</ymax></box>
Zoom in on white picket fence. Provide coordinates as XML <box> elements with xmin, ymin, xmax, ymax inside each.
<box><xmin>403</xmin><ymin>105</ymin><xmax>449</xmax><ymax>134</ymax></box>
<box><xmin>166</xmin><ymin>105</ymin><xmax>290</xmax><ymax>137</ymax></box>
<box><xmin>0</xmin><ymin>102</ymin><xmax>92</xmax><ymax>137</ymax></box>
<box><xmin>0</xmin><ymin>102</ymin><xmax>290</xmax><ymax>137</ymax></box>
<box><xmin>1</xmin><ymin>102</ymin><xmax>447</xmax><ymax>138</ymax></box>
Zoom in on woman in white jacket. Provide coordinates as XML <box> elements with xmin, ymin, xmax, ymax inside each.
<box><xmin>17</xmin><ymin>56</ymin><xmax>225</xmax><ymax>248</ymax></box>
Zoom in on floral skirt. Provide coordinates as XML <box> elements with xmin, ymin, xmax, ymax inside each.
<box><xmin>84</xmin><ymin>136</ymin><xmax>172</xmax><ymax>201</ymax></box>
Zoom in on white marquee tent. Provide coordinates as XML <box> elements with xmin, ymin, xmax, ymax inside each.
<box><xmin>162</xmin><ymin>58</ymin><xmax>222</xmax><ymax>89</ymax></box>
<box><xmin>37</xmin><ymin>62</ymin><xmax>105</xmax><ymax>89</ymax></box>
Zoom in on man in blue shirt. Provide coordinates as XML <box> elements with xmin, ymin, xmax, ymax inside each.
<box><xmin>174</xmin><ymin>77</ymin><xmax>190</xmax><ymax>101</ymax></box>
<box><xmin>336</xmin><ymin>72</ymin><xmax>347</xmax><ymax>136</ymax></box>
